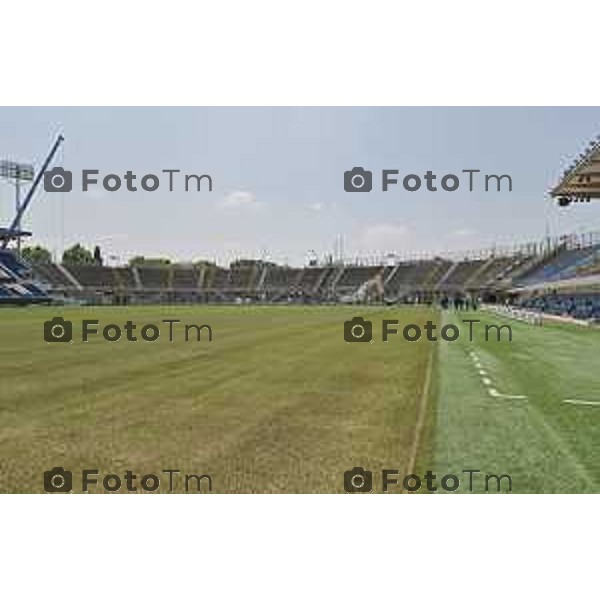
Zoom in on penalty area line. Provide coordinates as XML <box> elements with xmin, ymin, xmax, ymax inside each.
<box><xmin>488</xmin><ymin>388</ymin><xmax>528</xmax><ymax>400</ymax></box>
<box><xmin>563</xmin><ymin>399</ymin><xmax>600</xmax><ymax>406</ymax></box>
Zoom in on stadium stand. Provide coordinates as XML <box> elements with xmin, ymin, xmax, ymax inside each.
<box><xmin>385</xmin><ymin>262</ymin><xmax>421</xmax><ymax>294</ymax></box>
<box><xmin>442</xmin><ymin>258</ymin><xmax>487</xmax><ymax>288</ymax></box>
<box><xmin>65</xmin><ymin>265</ymin><xmax>118</xmax><ymax>288</ymax></box>
<box><xmin>521</xmin><ymin>293</ymin><xmax>600</xmax><ymax>321</ymax></box>
<box><xmin>0</xmin><ymin>263</ymin><xmax>13</xmax><ymax>281</ymax></box>
<box><xmin>422</xmin><ymin>259</ymin><xmax>454</xmax><ymax>287</ymax></box>
<box><xmin>464</xmin><ymin>256</ymin><xmax>520</xmax><ymax>288</ymax></box>
<box><xmin>296</xmin><ymin>267</ymin><xmax>328</xmax><ymax>294</ymax></box>
<box><xmin>171</xmin><ymin>266</ymin><xmax>199</xmax><ymax>289</ymax></box>
<box><xmin>0</xmin><ymin>249</ymin><xmax>30</xmax><ymax>279</ymax></box>
<box><xmin>203</xmin><ymin>266</ymin><xmax>229</xmax><ymax>290</ymax></box>
<box><xmin>516</xmin><ymin>244</ymin><xmax>600</xmax><ymax>286</ymax></box>
<box><xmin>0</xmin><ymin>249</ymin><xmax>49</xmax><ymax>304</ymax></box>
<box><xmin>385</xmin><ymin>260</ymin><xmax>450</xmax><ymax>296</ymax></box>
<box><xmin>113</xmin><ymin>266</ymin><xmax>137</xmax><ymax>289</ymax></box>
<box><xmin>32</xmin><ymin>263</ymin><xmax>75</xmax><ymax>288</ymax></box>
<box><xmin>136</xmin><ymin>265</ymin><xmax>171</xmax><ymax>290</ymax></box>
<box><xmin>336</xmin><ymin>266</ymin><xmax>383</xmax><ymax>292</ymax></box>
<box><xmin>228</xmin><ymin>261</ymin><xmax>260</xmax><ymax>291</ymax></box>
<box><xmin>262</xmin><ymin>266</ymin><xmax>302</xmax><ymax>291</ymax></box>
<box><xmin>577</xmin><ymin>263</ymin><xmax>600</xmax><ymax>276</ymax></box>
<box><xmin>3</xmin><ymin>229</ymin><xmax>600</xmax><ymax>323</ymax></box>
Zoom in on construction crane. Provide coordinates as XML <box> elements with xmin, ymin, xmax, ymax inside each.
<box><xmin>1</xmin><ymin>134</ymin><xmax>64</xmax><ymax>249</ymax></box>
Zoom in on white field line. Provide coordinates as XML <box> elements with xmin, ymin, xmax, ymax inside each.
<box><xmin>563</xmin><ymin>399</ymin><xmax>600</xmax><ymax>406</ymax></box>
<box><xmin>489</xmin><ymin>388</ymin><xmax>528</xmax><ymax>400</ymax></box>
<box><xmin>467</xmin><ymin>349</ymin><xmax>528</xmax><ymax>400</ymax></box>
<box><xmin>405</xmin><ymin>347</ymin><xmax>435</xmax><ymax>488</ymax></box>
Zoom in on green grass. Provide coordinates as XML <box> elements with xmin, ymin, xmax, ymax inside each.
<box><xmin>1</xmin><ymin>305</ymin><xmax>599</xmax><ymax>493</ymax></box>
<box><xmin>433</xmin><ymin>311</ymin><xmax>600</xmax><ymax>493</ymax></box>
<box><xmin>0</xmin><ymin>305</ymin><xmax>434</xmax><ymax>493</ymax></box>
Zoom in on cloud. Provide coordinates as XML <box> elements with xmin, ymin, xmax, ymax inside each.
<box><xmin>95</xmin><ymin>233</ymin><xmax>130</xmax><ymax>242</ymax></box>
<box><xmin>217</xmin><ymin>190</ymin><xmax>261</xmax><ymax>210</ymax></box>
<box><xmin>84</xmin><ymin>188</ymin><xmax>107</xmax><ymax>200</ymax></box>
<box><xmin>450</xmin><ymin>228</ymin><xmax>477</xmax><ymax>238</ymax></box>
<box><xmin>360</xmin><ymin>223</ymin><xmax>411</xmax><ymax>252</ymax></box>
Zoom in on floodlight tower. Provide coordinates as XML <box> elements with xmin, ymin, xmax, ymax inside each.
<box><xmin>0</xmin><ymin>160</ymin><xmax>34</xmax><ymax>255</ymax></box>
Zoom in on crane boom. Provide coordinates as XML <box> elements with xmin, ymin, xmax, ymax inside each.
<box><xmin>2</xmin><ymin>134</ymin><xmax>65</xmax><ymax>249</ymax></box>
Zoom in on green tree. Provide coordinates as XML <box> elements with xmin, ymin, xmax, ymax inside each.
<box><xmin>62</xmin><ymin>243</ymin><xmax>94</xmax><ymax>266</ymax></box>
<box><xmin>21</xmin><ymin>245</ymin><xmax>52</xmax><ymax>265</ymax></box>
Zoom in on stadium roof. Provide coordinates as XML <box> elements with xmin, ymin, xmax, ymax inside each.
<box><xmin>551</xmin><ymin>136</ymin><xmax>600</xmax><ymax>202</ymax></box>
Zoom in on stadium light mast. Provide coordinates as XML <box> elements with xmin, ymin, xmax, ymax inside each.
<box><xmin>1</xmin><ymin>134</ymin><xmax>64</xmax><ymax>250</ymax></box>
<box><xmin>0</xmin><ymin>159</ymin><xmax>34</xmax><ymax>255</ymax></box>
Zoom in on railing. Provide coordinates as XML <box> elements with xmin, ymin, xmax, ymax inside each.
<box><xmin>311</xmin><ymin>229</ymin><xmax>600</xmax><ymax>268</ymax></box>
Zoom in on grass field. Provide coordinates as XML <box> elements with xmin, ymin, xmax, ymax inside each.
<box><xmin>435</xmin><ymin>311</ymin><xmax>600</xmax><ymax>493</ymax></box>
<box><xmin>0</xmin><ymin>305</ymin><xmax>598</xmax><ymax>493</ymax></box>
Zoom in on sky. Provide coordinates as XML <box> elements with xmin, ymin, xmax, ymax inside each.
<box><xmin>1</xmin><ymin>107</ymin><xmax>600</xmax><ymax>266</ymax></box>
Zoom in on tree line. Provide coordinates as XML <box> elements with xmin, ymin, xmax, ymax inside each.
<box><xmin>19</xmin><ymin>244</ymin><xmax>210</xmax><ymax>267</ymax></box>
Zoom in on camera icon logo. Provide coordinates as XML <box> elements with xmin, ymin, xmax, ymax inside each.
<box><xmin>44</xmin><ymin>317</ymin><xmax>73</xmax><ymax>343</ymax></box>
<box><xmin>344</xmin><ymin>316</ymin><xmax>373</xmax><ymax>343</ymax></box>
<box><xmin>44</xmin><ymin>167</ymin><xmax>72</xmax><ymax>192</ymax></box>
<box><xmin>344</xmin><ymin>467</ymin><xmax>373</xmax><ymax>493</ymax></box>
<box><xmin>344</xmin><ymin>167</ymin><xmax>372</xmax><ymax>192</ymax></box>
<box><xmin>44</xmin><ymin>467</ymin><xmax>73</xmax><ymax>493</ymax></box>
